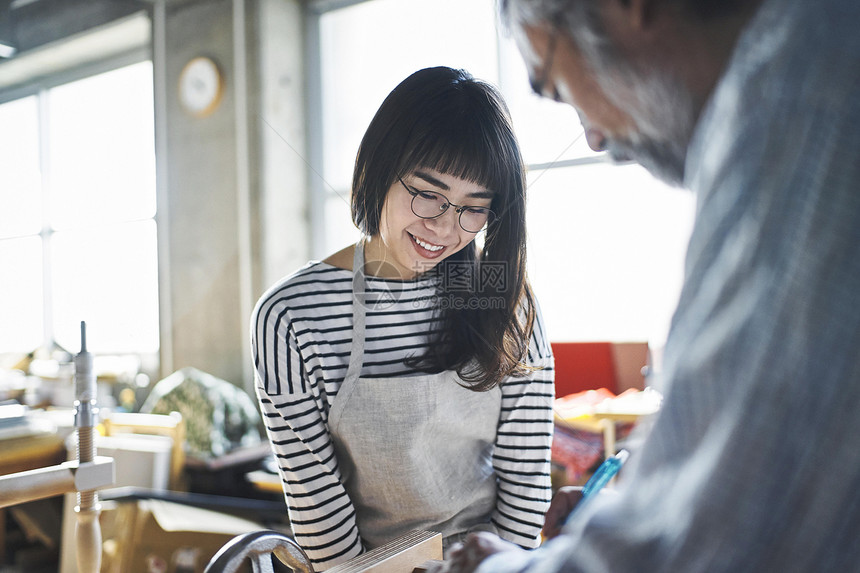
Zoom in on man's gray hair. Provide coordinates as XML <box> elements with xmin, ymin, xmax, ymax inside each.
<box><xmin>498</xmin><ymin>0</ymin><xmax>621</xmax><ymax>84</ymax></box>
<box><xmin>500</xmin><ymin>0</ymin><xmax>747</xmax><ymax>27</ymax></box>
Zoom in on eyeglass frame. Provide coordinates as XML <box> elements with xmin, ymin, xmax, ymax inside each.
<box><xmin>530</xmin><ymin>26</ymin><xmax>558</xmax><ymax>97</ymax></box>
<box><xmin>398</xmin><ymin>177</ymin><xmax>496</xmax><ymax>233</ymax></box>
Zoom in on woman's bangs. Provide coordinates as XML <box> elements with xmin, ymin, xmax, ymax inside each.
<box><xmin>403</xmin><ymin>128</ymin><xmax>507</xmax><ymax>192</ymax></box>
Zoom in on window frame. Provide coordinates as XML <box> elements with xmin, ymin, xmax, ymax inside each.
<box><xmin>0</xmin><ymin>48</ymin><xmax>159</xmax><ymax>363</ymax></box>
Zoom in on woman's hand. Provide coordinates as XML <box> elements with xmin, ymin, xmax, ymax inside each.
<box><xmin>541</xmin><ymin>486</ymin><xmax>583</xmax><ymax>540</ymax></box>
<box><xmin>423</xmin><ymin>532</ymin><xmax>523</xmax><ymax>573</ymax></box>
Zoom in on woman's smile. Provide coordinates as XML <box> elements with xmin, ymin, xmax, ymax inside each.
<box><xmin>409</xmin><ymin>232</ymin><xmax>446</xmax><ymax>257</ymax></box>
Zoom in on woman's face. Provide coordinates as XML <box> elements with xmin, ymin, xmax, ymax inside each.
<box><xmin>368</xmin><ymin>167</ymin><xmax>495</xmax><ymax>279</ymax></box>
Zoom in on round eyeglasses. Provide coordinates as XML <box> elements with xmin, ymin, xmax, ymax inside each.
<box><xmin>399</xmin><ymin>178</ymin><xmax>496</xmax><ymax>233</ymax></box>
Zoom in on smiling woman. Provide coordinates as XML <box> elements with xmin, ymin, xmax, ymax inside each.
<box><xmin>251</xmin><ymin>67</ymin><xmax>554</xmax><ymax>570</ymax></box>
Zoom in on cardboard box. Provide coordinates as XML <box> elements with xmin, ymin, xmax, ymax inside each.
<box><xmin>101</xmin><ymin>498</ymin><xmax>263</xmax><ymax>573</ymax></box>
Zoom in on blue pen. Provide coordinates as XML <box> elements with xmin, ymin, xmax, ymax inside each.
<box><xmin>564</xmin><ymin>449</ymin><xmax>629</xmax><ymax>525</ymax></box>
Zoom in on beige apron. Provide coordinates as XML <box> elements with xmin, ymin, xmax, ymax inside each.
<box><xmin>328</xmin><ymin>243</ymin><xmax>502</xmax><ymax>550</ymax></box>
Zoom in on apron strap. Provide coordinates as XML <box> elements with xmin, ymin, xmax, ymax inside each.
<box><xmin>343</xmin><ymin>242</ymin><xmax>368</xmax><ymax>387</ymax></box>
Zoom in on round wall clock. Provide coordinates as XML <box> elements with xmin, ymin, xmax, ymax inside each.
<box><xmin>178</xmin><ymin>57</ymin><xmax>223</xmax><ymax>118</ymax></box>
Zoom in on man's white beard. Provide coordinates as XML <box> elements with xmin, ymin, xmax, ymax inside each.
<box><xmin>594</xmin><ymin>57</ymin><xmax>697</xmax><ymax>187</ymax></box>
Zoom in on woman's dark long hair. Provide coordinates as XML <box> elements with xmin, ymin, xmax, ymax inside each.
<box><xmin>351</xmin><ymin>66</ymin><xmax>535</xmax><ymax>391</ymax></box>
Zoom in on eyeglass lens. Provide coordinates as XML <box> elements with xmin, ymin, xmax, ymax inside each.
<box><xmin>411</xmin><ymin>190</ymin><xmax>493</xmax><ymax>232</ymax></box>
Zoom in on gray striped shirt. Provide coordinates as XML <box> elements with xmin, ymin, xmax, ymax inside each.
<box><xmin>252</xmin><ymin>261</ymin><xmax>554</xmax><ymax>569</ymax></box>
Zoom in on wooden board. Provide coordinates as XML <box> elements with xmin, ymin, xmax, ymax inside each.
<box><xmin>327</xmin><ymin>530</ymin><xmax>443</xmax><ymax>573</ymax></box>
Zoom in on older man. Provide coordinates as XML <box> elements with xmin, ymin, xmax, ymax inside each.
<box><xmin>434</xmin><ymin>0</ymin><xmax>860</xmax><ymax>571</ymax></box>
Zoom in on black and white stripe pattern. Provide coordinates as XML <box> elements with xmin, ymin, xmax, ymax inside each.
<box><xmin>252</xmin><ymin>261</ymin><xmax>554</xmax><ymax>569</ymax></box>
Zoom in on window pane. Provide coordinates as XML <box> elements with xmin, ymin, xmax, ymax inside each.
<box><xmin>320</xmin><ymin>0</ymin><xmax>499</xmax><ymax>191</ymax></box>
<box><xmin>48</xmin><ymin>61</ymin><xmax>156</xmax><ymax>230</ymax></box>
<box><xmin>0</xmin><ymin>237</ymin><xmax>44</xmax><ymax>351</ymax></box>
<box><xmin>0</xmin><ymin>96</ymin><xmax>42</xmax><ymax>238</ymax></box>
<box><xmin>51</xmin><ymin>220</ymin><xmax>159</xmax><ymax>353</ymax></box>
<box><xmin>526</xmin><ymin>163</ymin><xmax>695</xmax><ymax>345</ymax></box>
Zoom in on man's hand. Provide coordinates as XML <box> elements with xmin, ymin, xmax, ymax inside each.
<box><xmin>542</xmin><ymin>486</ymin><xmax>583</xmax><ymax>540</ymax></box>
<box><xmin>423</xmin><ymin>532</ymin><xmax>524</xmax><ymax>573</ymax></box>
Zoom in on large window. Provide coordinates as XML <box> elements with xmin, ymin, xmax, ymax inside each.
<box><xmin>0</xmin><ymin>61</ymin><xmax>159</xmax><ymax>356</ymax></box>
<box><xmin>310</xmin><ymin>0</ymin><xmax>694</xmax><ymax>347</ymax></box>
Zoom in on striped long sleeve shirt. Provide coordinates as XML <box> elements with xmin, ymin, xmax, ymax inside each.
<box><xmin>251</xmin><ymin>261</ymin><xmax>554</xmax><ymax>569</ymax></box>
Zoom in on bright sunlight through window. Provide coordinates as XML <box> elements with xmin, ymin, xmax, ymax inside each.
<box><xmin>0</xmin><ymin>61</ymin><xmax>159</xmax><ymax>355</ymax></box>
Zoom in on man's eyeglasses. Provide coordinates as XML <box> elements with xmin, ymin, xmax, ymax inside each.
<box><xmin>399</xmin><ymin>178</ymin><xmax>496</xmax><ymax>233</ymax></box>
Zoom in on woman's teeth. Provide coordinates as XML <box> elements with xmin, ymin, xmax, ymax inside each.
<box><xmin>413</xmin><ymin>235</ymin><xmax>443</xmax><ymax>252</ymax></box>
